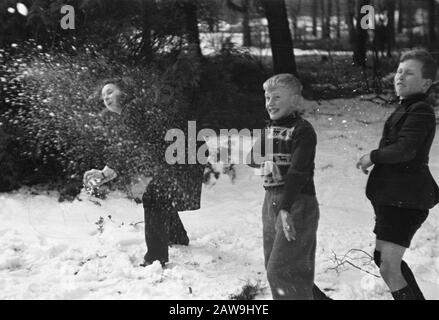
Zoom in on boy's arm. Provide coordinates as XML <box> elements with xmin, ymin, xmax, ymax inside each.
<box><xmin>279</xmin><ymin>125</ymin><xmax>317</xmax><ymax>211</ymax></box>
<box><xmin>370</xmin><ymin>103</ymin><xmax>435</xmax><ymax>164</ymax></box>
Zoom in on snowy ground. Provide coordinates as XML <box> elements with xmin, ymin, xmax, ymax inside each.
<box><xmin>1</xmin><ymin>98</ymin><xmax>438</xmax><ymax>300</ymax></box>
<box><xmin>199</xmin><ymin>32</ymin><xmax>353</xmax><ymax>57</ymax></box>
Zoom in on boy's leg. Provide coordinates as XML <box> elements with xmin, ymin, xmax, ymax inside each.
<box><xmin>262</xmin><ymin>189</ymin><xmax>280</xmax><ymax>269</ymax></box>
<box><xmin>373</xmin><ymin>205</ymin><xmax>428</xmax><ymax>299</ymax></box>
<box><xmin>375</xmin><ymin>240</ymin><xmax>425</xmax><ymax>300</ymax></box>
<box><xmin>375</xmin><ymin>240</ymin><xmax>407</xmax><ymax>291</ymax></box>
<box><xmin>266</xmin><ymin>195</ymin><xmax>319</xmax><ymax>300</ymax></box>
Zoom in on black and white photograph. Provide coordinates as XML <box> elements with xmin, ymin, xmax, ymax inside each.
<box><xmin>0</xmin><ymin>0</ymin><xmax>438</xmax><ymax>302</ymax></box>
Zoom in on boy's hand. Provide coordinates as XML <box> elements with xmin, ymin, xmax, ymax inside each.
<box><xmin>356</xmin><ymin>154</ymin><xmax>373</xmax><ymax>174</ymax></box>
<box><xmin>280</xmin><ymin>209</ymin><xmax>296</xmax><ymax>241</ymax></box>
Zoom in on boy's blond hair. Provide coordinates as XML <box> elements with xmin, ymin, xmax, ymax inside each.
<box><xmin>263</xmin><ymin>73</ymin><xmax>303</xmax><ymax>95</ymax></box>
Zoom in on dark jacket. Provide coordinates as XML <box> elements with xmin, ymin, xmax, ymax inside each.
<box><xmin>248</xmin><ymin>112</ymin><xmax>317</xmax><ymax>212</ymax></box>
<box><xmin>105</xmin><ymin>98</ymin><xmax>204</xmax><ymax>211</ymax></box>
<box><xmin>366</xmin><ymin>93</ymin><xmax>439</xmax><ymax>210</ymax></box>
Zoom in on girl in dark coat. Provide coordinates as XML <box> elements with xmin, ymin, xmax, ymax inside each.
<box><xmin>84</xmin><ymin>77</ymin><xmax>204</xmax><ymax>267</ymax></box>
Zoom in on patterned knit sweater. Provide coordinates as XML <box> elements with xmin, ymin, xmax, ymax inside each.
<box><xmin>248</xmin><ymin>112</ymin><xmax>317</xmax><ymax>211</ymax></box>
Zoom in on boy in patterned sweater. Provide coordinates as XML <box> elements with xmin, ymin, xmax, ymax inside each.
<box><xmin>249</xmin><ymin>74</ymin><xmax>329</xmax><ymax>300</ymax></box>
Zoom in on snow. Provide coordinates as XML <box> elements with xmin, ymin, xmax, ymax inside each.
<box><xmin>1</xmin><ymin>98</ymin><xmax>438</xmax><ymax>300</ymax></box>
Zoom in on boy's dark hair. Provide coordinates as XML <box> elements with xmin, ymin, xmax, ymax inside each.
<box><xmin>400</xmin><ymin>49</ymin><xmax>438</xmax><ymax>81</ymax></box>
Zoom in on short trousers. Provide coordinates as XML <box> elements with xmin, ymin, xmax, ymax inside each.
<box><xmin>372</xmin><ymin>204</ymin><xmax>429</xmax><ymax>248</ymax></box>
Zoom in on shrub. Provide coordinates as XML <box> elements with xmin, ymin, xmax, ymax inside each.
<box><xmin>195</xmin><ymin>43</ymin><xmax>268</xmax><ymax>131</ymax></box>
<box><xmin>229</xmin><ymin>280</ymin><xmax>262</xmax><ymax>300</ymax></box>
<box><xmin>1</xmin><ymin>43</ymin><xmax>194</xmax><ymax>194</ymax></box>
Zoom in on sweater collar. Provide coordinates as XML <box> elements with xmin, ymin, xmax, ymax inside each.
<box><xmin>399</xmin><ymin>93</ymin><xmax>427</xmax><ymax>107</ymax></box>
<box><xmin>267</xmin><ymin>111</ymin><xmax>300</xmax><ymax>127</ymax></box>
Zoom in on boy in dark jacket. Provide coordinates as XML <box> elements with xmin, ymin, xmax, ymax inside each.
<box><xmin>249</xmin><ymin>74</ymin><xmax>329</xmax><ymax>300</ymax></box>
<box><xmin>357</xmin><ymin>49</ymin><xmax>439</xmax><ymax>300</ymax></box>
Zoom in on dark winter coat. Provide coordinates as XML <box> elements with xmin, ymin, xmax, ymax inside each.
<box><xmin>366</xmin><ymin>93</ymin><xmax>439</xmax><ymax>210</ymax></box>
<box><xmin>105</xmin><ymin>98</ymin><xmax>204</xmax><ymax>211</ymax></box>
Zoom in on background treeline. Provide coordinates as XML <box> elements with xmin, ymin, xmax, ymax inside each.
<box><xmin>0</xmin><ymin>0</ymin><xmax>438</xmax><ymax>197</ymax></box>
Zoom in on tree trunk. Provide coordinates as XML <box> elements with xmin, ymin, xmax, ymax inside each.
<box><xmin>288</xmin><ymin>0</ymin><xmax>302</xmax><ymax>41</ymax></box>
<box><xmin>242</xmin><ymin>0</ymin><xmax>252</xmax><ymax>47</ymax></box>
<box><xmin>386</xmin><ymin>0</ymin><xmax>395</xmax><ymax>57</ymax></box>
<box><xmin>292</xmin><ymin>15</ymin><xmax>298</xmax><ymax>41</ymax></box>
<box><xmin>397</xmin><ymin>0</ymin><xmax>403</xmax><ymax>33</ymax></box>
<box><xmin>261</xmin><ymin>0</ymin><xmax>297</xmax><ymax>75</ymax></box>
<box><xmin>428</xmin><ymin>0</ymin><xmax>437</xmax><ymax>49</ymax></box>
<box><xmin>321</xmin><ymin>0</ymin><xmax>328</xmax><ymax>39</ymax></box>
<box><xmin>181</xmin><ymin>0</ymin><xmax>202</xmax><ymax>57</ymax></box>
<box><xmin>139</xmin><ymin>0</ymin><xmax>155</xmax><ymax>61</ymax></box>
<box><xmin>312</xmin><ymin>0</ymin><xmax>318</xmax><ymax>37</ymax></box>
<box><xmin>336</xmin><ymin>0</ymin><xmax>341</xmax><ymax>39</ymax></box>
<box><xmin>326</xmin><ymin>0</ymin><xmax>332</xmax><ymax>39</ymax></box>
<box><xmin>227</xmin><ymin>0</ymin><xmax>252</xmax><ymax>47</ymax></box>
<box><xmin>346</xmin><ymin>0</ymin><xmax>356</xmax><ymax>45</ymax></box>
<box><xmin>353</xmin><ymin>0</ymin><xmax>370</xmax><ymax>67</ymax></box>
<box><xmin>406</xmin><ymin>0</ymin><xmax>413</xmax><ymax>46</ymax></box>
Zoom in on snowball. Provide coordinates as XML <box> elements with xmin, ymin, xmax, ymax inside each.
<box><xmin>16</xmin><ymin>3</ymin><xmax>29</xmax><ymax>16</ymax></box>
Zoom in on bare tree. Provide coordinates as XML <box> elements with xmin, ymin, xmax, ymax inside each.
<box><xmin>324</xmin><ymin>0</ymin><xmax>333</xmax><ymax>39</ymax></box>
<box><xmin>428</xmin><ymin>0</ymin><xmax>437</xmax><ymax>50</ymax></box>
<box><xmin>227</xmin><ymin>0</ymin><xmax>252</xmax><ymax>47</ymax></box>
<box><xmin>312</xmin><ymin>0</ymin><xmax>318</xmax><ymax>37</ymax></box>
<box><xmin>352</xmin><ymin>0</ymin><xmax>370</xmax><ymax>67</ymax></box>
<box><xmin>406</xmin><ymin>0</ymin><xmax>414</xmax><ymax>46</ymax></box>
<box><xmin>180</xmin><ymin>0</ymin><xmax>202</xmax><ymax>57</ymax></box>
<box><xmin>287</xmin><ymin>0</ymin><xmax>303</xmax><ymax>41</ymax></box>
<box><xmin>397</xmin><ymin>0</ymin><xmax>403</xmax><ymax>33</ymax></box>
<box><xmin>346</xmin><ymin>0</ymin><xmax>356</xmax><ymax>45</ymax></box>
<box><xmin>321</xmin><ymin>0</ymin><xmax>329</xmax><ymax>39</ymax></box>
<box><xmin>139</xmin><ymin>0</ymin><xmax>156</xmax><ymax>61</ymax></box>
<box><xmin>386</xmin><ymin>0</ymin><xmax>396</xmax><ymax>57</ymax></box>
<box><xmin>261</xmin><ymin>0</ymin><xmax>298</xmax><ymax>75</ymax></box>
<box><xmin>336</xmin><ymin>0</ymin><xmax>341</xmax><ymax>39</ymax></box>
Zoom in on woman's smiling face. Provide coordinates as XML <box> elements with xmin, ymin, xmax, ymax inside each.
<box><xmin>101</xmin><ymin>83</ymin><xmax>123</xmax><ymax>113</ymax></box>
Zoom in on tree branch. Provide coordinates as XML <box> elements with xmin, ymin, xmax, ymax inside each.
<box><xmin>327</xmin><ymin>249</ymin><xmax>381</xmax><ymax>278</ymax></box>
